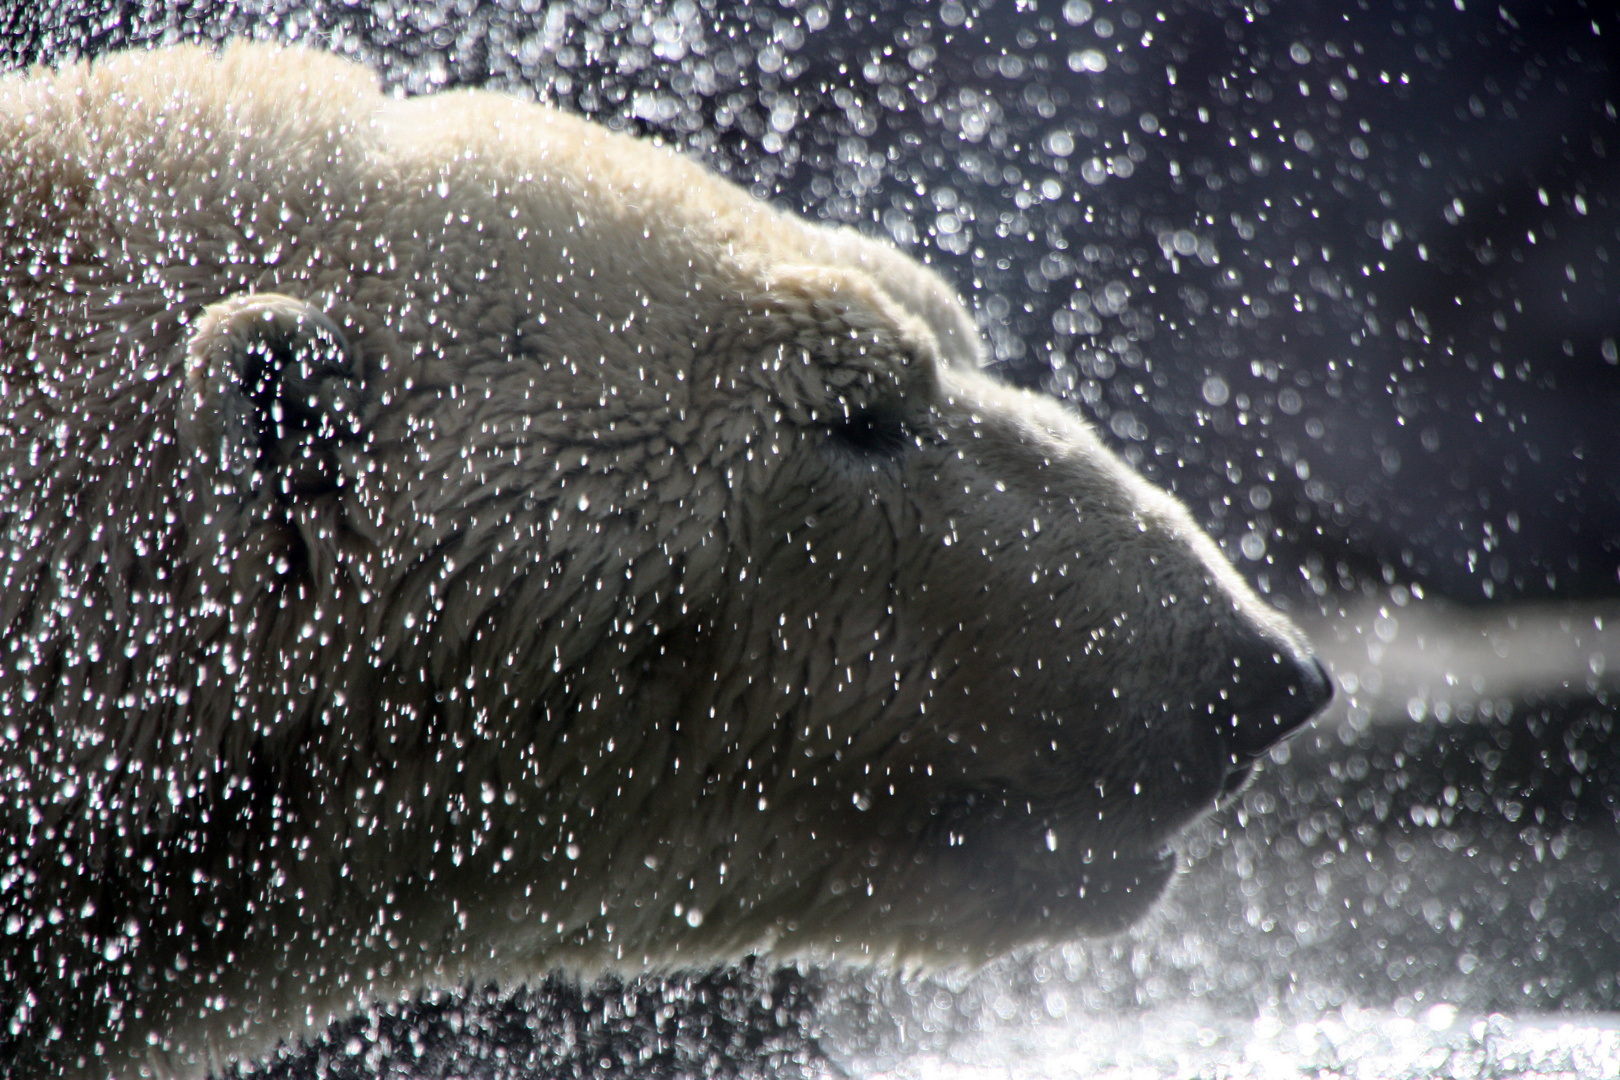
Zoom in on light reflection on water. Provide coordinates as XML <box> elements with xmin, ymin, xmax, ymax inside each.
<box><xmin>863</xmin><ymin>1009</ymin><xmax>1620</xmax><ymax>1080</ymax></box>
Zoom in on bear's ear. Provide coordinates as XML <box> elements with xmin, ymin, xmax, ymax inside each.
<box><xmin>179</xmin><ymin>293</ymin><xmax>365</xmax><ymax>499</ymax></box>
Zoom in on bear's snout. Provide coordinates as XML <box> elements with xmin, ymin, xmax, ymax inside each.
<box><xmin>1213</xmin><ymin>637</ymin><xmax>1334</xmax><ymax>765</ymax></box>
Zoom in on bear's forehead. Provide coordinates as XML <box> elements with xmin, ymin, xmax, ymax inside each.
<box><xmin>357</xmin><ymin>89</ymin><xmax>963</xmax><ymax>391</ymax></box>
<box><xmin>12</xmin><ymin>42</ymin><xmax>967</xmax><ymax>402</ymax></box>
<box><xmin>367</xmin><ymin>90</ymin><xmax>819</xmax><ymax>282</ymax></box>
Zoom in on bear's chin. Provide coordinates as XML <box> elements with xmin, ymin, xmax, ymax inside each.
<box><xmin>829</xmin><ymin>831</ymin><xmax>1179</xmax><ymax>964</ymax></box>
<box><xmin>933</xmin><ymin>831</ymin><xmax>1178</xmax><ymax>943</ymax></box>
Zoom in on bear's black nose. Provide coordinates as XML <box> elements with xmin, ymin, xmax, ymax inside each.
<box><xmin>1218</xmin><ymin>644</ymin><xmax>1333</xmax><ymax>761</ymax></box>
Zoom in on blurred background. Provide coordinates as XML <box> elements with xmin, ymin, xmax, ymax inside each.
<box><xmin>7</xmin><ymin>0</ymin><xmax>1620</xmax><ymax>1076</ymax></box>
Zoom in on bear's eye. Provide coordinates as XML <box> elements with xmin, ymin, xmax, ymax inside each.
<box><xmin>831</xmin><ymin>405</ymin><xmax>909</xmax><ymax>457</ymax></box>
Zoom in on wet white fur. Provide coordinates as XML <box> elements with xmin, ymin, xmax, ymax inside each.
<box><xmin>0</xmin><ymin>43</ymin><xmax>1309</xmax><ymax>1078</ymax></box>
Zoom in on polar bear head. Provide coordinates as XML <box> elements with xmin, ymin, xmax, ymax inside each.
<box><xmin>0</xmin><ymin>42</ymin><xmax>1328</xmax><ymax>1075</ymax></box>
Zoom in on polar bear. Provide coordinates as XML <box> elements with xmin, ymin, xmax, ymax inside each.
<box><xmin>0</xmin><ymin>43</ymin><xmax>1329</xmax><ymax>1079</ymax></box>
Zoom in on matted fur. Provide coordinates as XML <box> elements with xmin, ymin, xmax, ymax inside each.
<box><xmin>0</xmin><ymin>43</ymin><xmax>1320</xmax><ymax>1078</ymax></box>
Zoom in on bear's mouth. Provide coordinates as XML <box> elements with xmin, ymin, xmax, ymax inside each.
<box><xmin>897</xmin><ymin>790</ymin><xmax>1184</xmax><ymax>942</ymax></box>
<box><xmin>892</xmin><ymin>830</ymin><xmax>1178</xmax><ymax>950</ymax></box>
<box><xmin>1219</xmin><ymin>759</ymin><xmax>1257</xmax><ymax>799</ymax></box>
